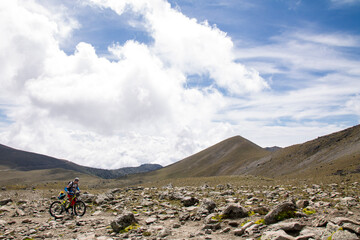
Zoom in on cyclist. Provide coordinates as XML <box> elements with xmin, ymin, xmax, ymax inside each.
<box><xmin>64</xmin><ymin>177</ymin><xmax>80</xmax><ymax>209</ymax></box>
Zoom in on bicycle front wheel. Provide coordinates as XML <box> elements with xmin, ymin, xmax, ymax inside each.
<box><xmin>74</xmin><ymin>200</ymin><xmax>86</xmax><ymax>216</ymax></box>
<box><xmin>49</xmin><ymin>201</ymin><xmax>64</xmax><ymax>218</ymax></box>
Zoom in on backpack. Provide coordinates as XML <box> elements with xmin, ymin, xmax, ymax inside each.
<box><xmin>67</xmin><ymin>181</ymin><xmax>74</xmax><ymax>191</ymax></box>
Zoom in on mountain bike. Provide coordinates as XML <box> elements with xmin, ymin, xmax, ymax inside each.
<box><xmin>49</xmin><ymin>192</ymin><xmax>86</xmax><ymax>218</ymax></box>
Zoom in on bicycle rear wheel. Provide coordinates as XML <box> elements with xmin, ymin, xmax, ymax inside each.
<box><xmin>74</xmin><ymin>200</ymin><xmax>86</xmax><ymax>216</ymax></box>
<box><xmin>49</xmin><ymin>201</ymin><xmax>64</xmax><ymax>218</ymax></box>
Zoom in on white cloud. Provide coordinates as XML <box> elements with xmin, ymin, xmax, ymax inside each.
<box><xmin>90</xmin><ymin>0</ymin><xmax>268</xmax><ymax>94</ymax></box>
<box><xmin>1</xmin><ymin>0</ymin><xmax>262</xmax><ymax>168</ymax></box>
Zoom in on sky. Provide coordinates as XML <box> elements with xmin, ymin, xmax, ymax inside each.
<box><xmin>0</xmin><ymin>0</ymin><xmax>360</xmax><ymax>169</ymax></box>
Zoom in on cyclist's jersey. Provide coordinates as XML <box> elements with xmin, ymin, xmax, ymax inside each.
<box><xmin>65</xmin><ymin>181</ymin><xmax>80</xmax><ymax>194</ymax></box>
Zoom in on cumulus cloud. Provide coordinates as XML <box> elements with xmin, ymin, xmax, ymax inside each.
<box><xmin>0</xmin><ymin>0</ymin><xmax>267</xmax><ymax>168</ymax></box>
<box><xmin>90</xmin><ymin>0</ymin><xmax>268</xmax><ymax>94</ymax></box>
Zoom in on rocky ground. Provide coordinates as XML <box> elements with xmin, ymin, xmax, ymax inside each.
<box><xmin>0</xmin><ymin>181</ymin><xmax>360</xmax><ymax>240</ymax></box>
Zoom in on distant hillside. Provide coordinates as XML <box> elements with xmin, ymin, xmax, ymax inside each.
<box><xmin>128</xmin><ymin>124</ymin><xmax>360</xmax><ymax>182</ymax></box>
<box><xmin>134</xmin><ymin>136</ymin><xmax>271</xmax><ymax>181</ymax></box>
<box><xmin>242</xmin><ymin>124</ymin><xmax>360</xmax><ymax>179</ymax></box>
<box><xmin>0</xmin><ymin>144</ymin><xmax>162</xmax><ymax>179</ymax></box>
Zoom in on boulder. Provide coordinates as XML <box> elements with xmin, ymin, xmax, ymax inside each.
<box><xmin>221</xmin><ymin>204</ymin><xmax>248</xmax><ymax>219</ymax></box>
<box><xmin>295</xmin><ymin>200</ymin><xmax>309</xmax><ymax>209</ymax></box>
<box><xmin>110</xmin><ymin>212</ymin><xmax>137</xmax><ymax>233</ymax></box>
<box><xmin>0</xmin><ymin>199</ymin><xmax>12</xmax><ymax>206</ymax></box>
<box><xmin>331</xmin><ymin>229</ymin><xmax>358</xmax><ymax>240</ymax></box>
<box><xmin>198</xmin><ymin>198</ymin><xmax>216</xmax><ymax>214</ymax></box>
<box><xmin>181</xmin><ymin>196</ymin><xmax>199</xmax><ymax>207</ymax></box>
<box><xmin>270</xmin><ymin>221</ymin><xmax>305</xmax><ymax>232</ymax></box>
<box><xmin>233</xmin><ymin>221</ymin><xmax>254</xmax><ymax>236</ymax></box>
<box><xmin>342</xmin><ymin>222</ymin><xmax>360</xmax><ymax>235</ymax></box>
<box><xmin>264</xmin><ymin>202</ymin><xmax>296</xmax><ymax>225</ymax></box>
<box><xmin>261</xmin><ymin>229</ymin><xmax>295</xmax><ymax>240</ymax></box>
<box><xmin>81</xmin><ymin>193</ymin><xmax>97</xmax><ymax>203</ymax></box>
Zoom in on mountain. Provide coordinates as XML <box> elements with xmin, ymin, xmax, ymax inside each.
<box><xmin>134</xmin><ymin>135</ymin><xmax>271</xmax><ymax>181</ymax></box>
<box><xmin>130</xmin><ymin>124</ymin><xmax>360</xmax><ymax>182</ymax></box>
<box><xmin>0</xmin><ymin>144</ymin><xmax>162</xmax><ymax>179</ymax></box>
<box><xmin>242</xmin><ymin>124</ymin><xmax>360</xmax><ymax>179</ymax></box>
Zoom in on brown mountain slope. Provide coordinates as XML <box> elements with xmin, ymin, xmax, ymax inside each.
<box><xmin>238</xmin><ymin>124</ymin><xmax>360</xmax><ymax>179</ymax></box>
<box><xmin>128</xmin><ymin>124</ymin><xmax>360</xmax><ymax>183</ymax></box>
<box><xmin>134</xmin><ymin>136</ymin><xmax>271</xmax><ymax>181</ymax></box>
<box><xmin>0</xmin><ymin>144</ymin><xmax>162</xmax><ymax>179</ymax></box>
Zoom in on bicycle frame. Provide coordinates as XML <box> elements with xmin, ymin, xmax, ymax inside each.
<box><xmin>61</xmin><ymin>194</ymin><xmax>77</xmax><ymax>208</ymax></box>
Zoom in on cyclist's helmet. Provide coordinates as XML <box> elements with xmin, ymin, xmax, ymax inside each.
<box><xmin>74</xmin><ymin>177</ymin><xmax>79</xmax><ymax>182</ymax></box>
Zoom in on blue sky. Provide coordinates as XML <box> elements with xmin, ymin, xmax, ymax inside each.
<box><xmin>0</xmin><ymin>0</ymin><xmax>359</xmax><ymax>169</ymax></box>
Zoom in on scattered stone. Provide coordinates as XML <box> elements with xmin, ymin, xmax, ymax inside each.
<box><xmin>199</xmin><ymin>198</ymin><xmax>216</xmax><ymax>214</ymax></box>
<box><xmin>296</xmin><ymin>200</ymin><xmax>309</xmax><ymax>209</ymax></box>
<box><xmin>331</xmin><ymin>229</ymin><xmax>358</xmax><ymax>240</ymax></box>
<box><xmin>253</xmin><ymin>206</ymin><xmax>270</xmax><ymax>215</ymax></box>
<box><xmin>221</xmin><ymin>204</ymin><xmax>248</xmax><ymax>219</ymax></box>
<box><xmin>145</xmin><ymin>217</ymin><xmax>157</xmax><ymax>225</ymax></box>
<box><xmin>181</xmin><ymin>196</ymin><xmax>199</xmax><ymax>207</ymax></box>
<box><xmin>110</xmin><ymin>211</ymin><xmax>138</xmax><ymax>233</ymax></box>
<box><xmin>261</xmin><ymin>229</ymin><xmax>295</xmax><ymax>240</ymax></box>
<box><xmin>233</xmin><ymin>221</ymin><xmax>254</xmax><ymax>236</ymax></box>
<box><xmin>330</xmin><ymin>217</ymin><xmax>360</xmax><ymax>226</ymax></box>
<box><xmin>0</xmin><ymin>199</ymin><xmax>12</xmax><ymax>206</ymax></box>
<box><xmin>270</xmin><ymin>221</ymin><xmax>305</xmax><ymax>232</ymax></box>
<box><xmin>158</xmin><ymin>228</ymin><xmax>171</xmax><ymax>237</ymax></box>
<box><xmin>342</xmin><ymin>222</ymin><xmax>360</xmax><ymax>234</ymax></box>
<box><xmin>228</xmin><ymin>221</ymin><xmax>239</xmax><ymax>227</ymax></box>
<box><xmin>264</xmin><ymin>201</ymin><xmax>296</xmax><ymax>225</ymax></box>
<box><xmin>313</xmin><ymin>216</ymin><xmax>328</xmax><ymax>227</ymax></box>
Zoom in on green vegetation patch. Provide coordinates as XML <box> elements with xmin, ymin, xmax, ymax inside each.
<box><xmin>248</xmin><ymin>210</ymin><xmax>256</xmax><ymax>217</ymax></box>
<box><xmin>211</xmin><ymin>214</ymin><xmax>226</xmax><ymax>222</ymax></box>
<box><xmin>275</xmin><ymin>210</ymin><xmax>296</xmax><ymax>221</ymax></box>
<box><xmin>254</xmin><ymin>219</ymin><xmax>265</xmax><ymax>225</ymax></box>
<box><xmin>302</xmin><ymin>207</ymin><xmax>316</xmax><ymax>215</ymax></box>
<box><xmin>120</xmin><ymin>223</ymin><xmax>140</xmax><ymax>234</ymax></box>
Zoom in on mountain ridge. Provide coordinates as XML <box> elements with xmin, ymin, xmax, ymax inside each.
<box><xmin>0</xmin><ymin>144</ymin><xmax>162</xmax><ymax>179</ymax></box>
<box><xmin>129</xmin><ymin>124</ymin><xmax>360</xmax><ymax>182</ymax></box>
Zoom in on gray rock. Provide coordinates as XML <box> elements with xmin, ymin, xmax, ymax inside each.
<box><xmin>95</xmin><ymin>194</ymin><xmax>112</xmax><ymax>205</ymax></box>
<box><xmin>312</xmin><ymin>216</ymin><xmax>328</xmax><ymax>227</ymax></box>
<box><xmin>110</xmin><ymin>211</ymin><xmax>137</xmax><ymax>233</ymax></box>
<box><xmin>199</xmin><ymin>198</ymin><xmax>216</xmax><ymax>214</ymax></box>
<box><xmin>342</xmin><ymin>222</ymin><xmax>360</xmax><ymax>234</ymax></box>
<box><xmin>159</xmin><ymin>191</ymin><xmax>182</xmax><ymax>200</ymax></box>
<box><xmin>253</xmin><ymin>206</ymin><xmax>270</xmax><ymax>215</ymax></box>
<box><xmin>264</xmin><ymin>201</ymin><xmax>296</xmax><ymax>225</ymax></box>
<box><xmin>181</xmin><ymin>196</ymin><xmax>199</xmax><ymax>207</ymax></box>
<box><xmin>331</xmin><ymin>229</ymin><xmax>358</xmax><ymax>240</ymax></box>
<box><xmin>330</xmin><ymin>217</ymin><xmax>360</xmax><ymax>226</ymax></box>
<box><xmin>0</xmin><ymin>199</ymin><xmax>12</xmax><ymax>206</ymax></box>
<box><xmin>233</xmin><ymin>221</ymin><xmax>254</xmax><ymax>236</ymax></box>
<box><xmin>145</xmin><ymin>217</ymin><xmax>157</xmax><ymax>225</ymax></box>
<box><xmin>81</xmin><ymin>193</ymin><xmax>97</xmax><ymax>203</ymax></box>
<box><xmin>204</xmin><ymin>214</ymin><xmax>219</xmax><ymax>224</ymax></box>
<box><xmin>270</xmin><ymin>221</ymin><xmax>305</xmax><ymax>232</ymax></box>
<box><xmin>0</xmin><ymin>219</ymin><xmax>6</xmax><ymax>227</ymax></box>
<box><xmin>221</xmin><ymin>204</ymin><xmax>248</xmax><ymax>219</ymax></box>
<box><xmin>203</xmin><ymin>222</ymin><xmax>221</xmax><ymax>231</ymax></box>
<box><xmin>296</xmin><ymin>200</ymin><xmax>309</xmax><ymax>209</ymax></box>
<box><xmin>261</xmin><ymin>229</ymin><xmax>295</xmax><ymax>240</ymax></box>
<box><xmin>158</xmin><ymin>228</ymin><xmax>171</xmax><ymax>237</ymax></box>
